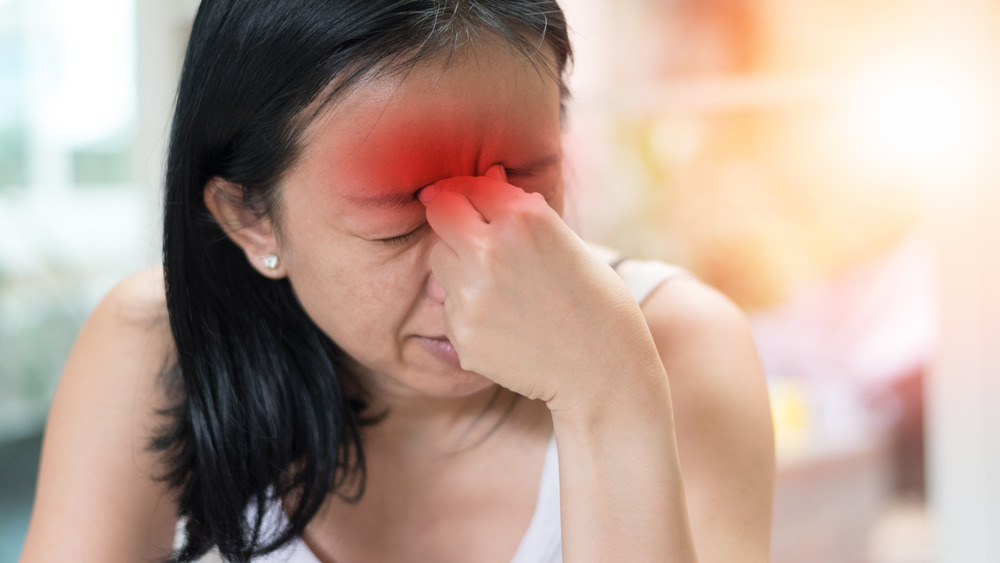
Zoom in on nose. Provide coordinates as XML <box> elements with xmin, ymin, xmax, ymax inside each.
<box><xmin>427</xmin><ymin>271</ymin><xmax>446</xmax><ymax>304</ymax></box>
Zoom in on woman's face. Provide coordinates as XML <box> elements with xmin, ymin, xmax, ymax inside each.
<box><xmin>274</xmin><ymin>42</ymin><xmax>564</xmax><ymax>402</ymax></box>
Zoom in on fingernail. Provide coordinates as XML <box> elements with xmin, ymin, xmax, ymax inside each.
<box><xmin>485</xmin><ymin>163</ymin><xmax>507</xmax><ymax>182</ymax></box>
<box><xmin>418</xmin><ymin>184</ymin><xmax>440</xmax><ymax>204</ymax></box>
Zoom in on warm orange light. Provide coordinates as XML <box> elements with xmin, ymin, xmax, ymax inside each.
<box><xmin>840</xmin><ymin>53</ymin><xmax>988</xmax><ymax>182</ymax></box>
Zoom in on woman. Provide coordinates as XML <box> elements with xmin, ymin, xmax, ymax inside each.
<box><xmin>21</xmin><ymin>1</ymin><xmax>774</xmax><ymax>561</ymax></box>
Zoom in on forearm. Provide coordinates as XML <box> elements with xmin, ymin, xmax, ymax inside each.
<box><xmin>551</xmin><ymin>372</ymin><xmax>699</xmax><ymax>563</ymax></box>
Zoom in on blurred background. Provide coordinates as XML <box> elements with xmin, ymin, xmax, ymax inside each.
<box><xmin>1</xmin><ymin>0</ymin><xmax>998</xmax><ymax>561</ymax></box>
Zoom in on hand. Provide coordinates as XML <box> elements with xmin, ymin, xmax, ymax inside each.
<box><xmin>420</xmin><ymin>164</ymin><xmax>666</xmax><ymax>413</ymax></box>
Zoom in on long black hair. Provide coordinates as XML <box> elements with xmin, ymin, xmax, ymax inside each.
<box><xmin>155</xmin><ymin>1</ymin><xmax>572</xmax><ymax>561</ymax></box>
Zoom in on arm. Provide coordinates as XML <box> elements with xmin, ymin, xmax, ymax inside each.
<box><xmin>421</xmin><ymin>168</ymin><xmax>773</xmax><ymax>561</ymax></box>
<box><xmin>553</xmin><ymin>277</ymin><xmax>774</xmax><ymax>562</ymax></box>
<box><xmin>21</xmin><ymin>269</ymin><xmax>179</xmax><ymax>563</ymax></box>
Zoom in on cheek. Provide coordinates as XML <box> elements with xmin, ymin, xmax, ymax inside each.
<box><xmin>288</xmin><ymin>246</ymin><xmax>430</xmax><ymax>353</ymax></box>
<box><xmin>543</xmin><ymin>176</ymin><xmax>566</xmax><ymax>216</ymax></box>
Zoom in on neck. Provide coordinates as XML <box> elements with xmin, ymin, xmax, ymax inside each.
<box><xmin>365</xmin><ymin>386</ymin><xmax>523</xmax><ymax>454</ymax></box>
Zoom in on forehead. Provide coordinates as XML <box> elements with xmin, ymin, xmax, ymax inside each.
<box><xmin>289</xmin><ymin>41</ymin><xmax>563</xmax><ymax>197</ymax></box>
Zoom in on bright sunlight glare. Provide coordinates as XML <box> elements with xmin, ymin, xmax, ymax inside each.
<box><xmin>841</xmin><ymin>54</ymin><xmax>987</xmax><ymax>181</ymax></box>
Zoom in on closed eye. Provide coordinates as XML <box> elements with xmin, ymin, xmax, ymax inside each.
<box><xmin>379</xmin><ymin>223</ymin><xmax>425</xmax><ymax>247</ymax></box>
<box><xmin>504</xmin><ymin>167</ymin><xmax>542</xmax><ymax>180</ymax></box>
<box><xmin>504</xmin><ymin>153</ymin><xmax>561</xmax><ymax>178</ymax></box>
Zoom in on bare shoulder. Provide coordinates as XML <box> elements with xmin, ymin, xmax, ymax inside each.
<box><xmin>637</xmin><ymin>274</ymin><xmax>769</xmax><ymax>405</ymax></box>
<box><xmin>101</xmin><ymin>266</ymin><xmax>171</xmax><ymax>326</ymax></box>
<box><xmin>639</xmin><ymin>274</ymin><xmax>752</xmax><ymax>359</ymax></box>
<box><xmin>57</xmin><ymin>266</ymin><xmax>176</xmax><ymax>409</ymax></box>
<box><xmin>638</xmin><ymin>274</ymin><xmax>771</xmax><ymax>447</ymax></box>
<box><xmin>641</xmin><ymin>275</ymin><xmax>776</xmax><ymax>562</ymax></box>
<box><xmin>21</xmin><ymin>267</ymin><xmax>180</xmax><ymax>562</ymax></box>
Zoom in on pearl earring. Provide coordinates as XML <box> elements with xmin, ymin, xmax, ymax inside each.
<box><xmin>263</xmin><ymin>255</ymin><xmax>280</xmax><ymax>270</ymax></box>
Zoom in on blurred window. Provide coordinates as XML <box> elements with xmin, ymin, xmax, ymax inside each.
<box><xmin>0</xmin><ymin>0</ymin><xmax>148</xmax><ymax>440</ymax></box>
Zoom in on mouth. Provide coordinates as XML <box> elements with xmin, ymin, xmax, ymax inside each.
<box><xmin>415</xmin><ymin>335</ymin><xmax>461</xmax><ymax>366</ymax></box>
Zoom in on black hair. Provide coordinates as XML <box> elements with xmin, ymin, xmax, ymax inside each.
<box><xmin>155</xmin><ymin>1</ymin><xmax>572</xmax><ymax>561</ymax></box>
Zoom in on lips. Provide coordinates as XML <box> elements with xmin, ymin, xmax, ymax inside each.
<box><xmin>416</xmin><ymin>335</ymin><xmax>461</xmax><ymax>366</ymax></box>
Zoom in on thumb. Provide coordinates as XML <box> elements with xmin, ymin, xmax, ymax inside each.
<box><xmin>484</xmin><ymin>163</ymin><xmax>508</xmax><ymax>183</ymax></box>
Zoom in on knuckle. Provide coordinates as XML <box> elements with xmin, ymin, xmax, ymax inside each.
<box><xmin>450</xmin><ymin>323</ymin><xmax>476</xmax><ymax>352</ymax></box>
<box><xmin>506</xmin><ymin>196</ymin><xmax>549</xmax><ymax>229</ymax></box>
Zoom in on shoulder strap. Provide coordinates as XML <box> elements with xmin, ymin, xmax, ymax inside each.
<box><xmin>588</xmin><ymin>242</ymin><xmax>690</xmax><ymax>303</ymax></box>
<box><xmin>615</xmin><ymin>258</ymin><xmax>690</xmax><ymax>304</ymax></box>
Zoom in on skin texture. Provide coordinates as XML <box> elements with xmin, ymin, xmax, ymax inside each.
<box><xmin>20</xmin><ymin>272</ymin><xmax>179</xmax><ymax>562</ymax></box>
<box><xmin>22</xmin><ymin>39</ymin><xmax>775</xmax><ymax>563</ymax></box>
<box><xmin>212</xmin><ymin>44</ymin><xmax>567</xmax><ymax>411</ymax></box>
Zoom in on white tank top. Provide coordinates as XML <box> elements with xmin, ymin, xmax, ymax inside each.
<box><xmin>186</xmin><ymin>250</ymin><xmax>688</xmax><ymax>563</ymax></box>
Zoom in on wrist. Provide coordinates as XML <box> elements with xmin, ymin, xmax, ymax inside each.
<box><xmin>547</xmin><ymin>363</ymin><xmax>675</xmax><ymax>442</ymax></box>
<box><xmin>547</xmin><ymin>365</ymin><xmax>698</xmax><ymax>562</ymax></box>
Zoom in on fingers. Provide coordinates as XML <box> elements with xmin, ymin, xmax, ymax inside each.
<box><xmin>428</xmin><ymin>240</ymin><xmax>462</xmax><ymax>297</ymax></box>
<box><xmin>422</xmin><ymin>165</ymin><xmax>526</xmax><ymax>224</ymax></box>
<box><xmin>418</xmin><ymin>163</ymin><xmax>508</xmax><ymax>205</ymax></box>
<box><xmin>420</xmin><ymin>163</ymin><xmax>553</xmax><ymax>262</ymax></box>
<box><xmin>423</xmin><ymin>189</ymin><xmax>487</xmax><ymax>248</ymax></box>
<box><xmin>484</xmin><ymin>163</ymin><xmax>508</xmax><ymax>183</ymax></box>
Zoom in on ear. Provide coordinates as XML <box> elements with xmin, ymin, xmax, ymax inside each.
<box><xmin>203</xmin><ymin>177</ymin><xmax>287</xmax><ymax>279</ymax></box>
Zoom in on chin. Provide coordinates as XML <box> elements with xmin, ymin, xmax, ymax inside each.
<box><xmin>351</xmin><ymin>356</ymin><xmax>498</xmax><ymax>401</ymax></box>
<box><xmin>409</xmin><ymin>366</ymin><xmax>498</xmax><ymax>398</ymax></box>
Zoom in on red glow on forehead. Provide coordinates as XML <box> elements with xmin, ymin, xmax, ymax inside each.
<box><xmin>288</xmin><ymin>43</ymin><xmax>564</xmax><ymax>229</ymax></box>
<box><xmin>331</xmin><ymin>115</ymin><xmax>506</xmax><ymax>212</ymax></box>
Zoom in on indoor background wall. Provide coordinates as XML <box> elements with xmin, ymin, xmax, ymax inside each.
<box><xmin>2</xmin><ymin>1</ymin><xmax>997</xmax><ymax>561</ymax></box>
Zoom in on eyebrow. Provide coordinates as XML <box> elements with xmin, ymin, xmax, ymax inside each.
<box><xmin>351</xmin><ymin>191</ymin><xmax>418</xmax><ymax>210</ymax></box>
<box><xmin>350</xmin><ymin>152</ymin><xmax>562</xmax><ymax>210</ymax></box>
